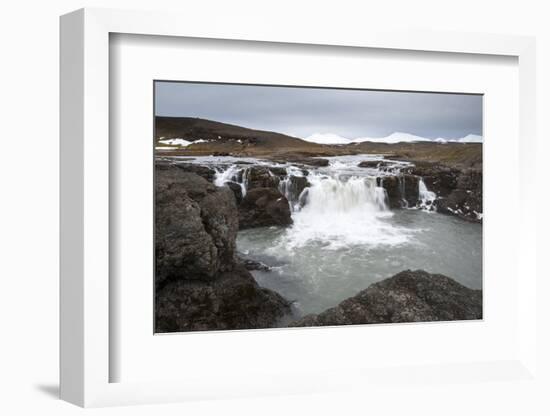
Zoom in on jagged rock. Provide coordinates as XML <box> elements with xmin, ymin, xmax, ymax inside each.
<box><xmin>289</xmin><ymin>270</ymin><xmax>482</xmax><ymax>327</ymax></box>
<box><xmin>173</xmin><ymin>162</ymin><xmax>217</xmax><ymax>182</ymax></box>
<box><xmin>267</xmin><ymin>166</ymin><xmax>288</xmax><ymax>176</ymax></box>
<box><xmin>246</xmin><ymin>166</ymin><xmax>280</xmax><ymax>189</ymax></box>
<box><xmin>436</xmin><ymin>168</ymin><xmax>482</xmax><ymax>221</ymax></box>
<box><xmin>241</xmin><ymin>258</ymin><xmax>271</xmax><ymax>272</ymax></box>
<box><xmin>377</xmin><ymin>175</ymin><xmax>419</xmax><ymax>208</ymax></box>
<box><xmin>239</xmin><ymin>187</ymin><xmax>293</xmax><ymax>229</ymax></box>
<box><xmin>378</xmin><ymin>176</ymin><xmax>402</xmax><ymax>208</ymax></box>
<box><xmin>358</xmin><ymin>160</ymin><xmax>392</xmax><ymax>169</ymax></box>
<box><xmin>280</xmin><ymin>176</ymin><xmax>310</xmax><ymax>206</ymax></box>
<box><xmin>155</xmin><ymin>168</ymin><xmax>238</xmax><ymax>286</ymax></box>
<box><xmin>411</xmin><ymin>162</ymin><xmax>459</xmax><ymax>197</ymax></box>
<box><xmin>410</xmin><ymin>162</ymin><xmax>482</xmax><ymax>222</ymax></box>
<box><xmin>155</xmin><ymin>166</ymin><xmax>291</xmax><ymax>332</ymax></box>
<box><xmin>225</xmin><ymin>181</ymin><xmax>243</xmax><ymax>204</ymax></box>
<box><xmin>402</xmin><ymin>174</ymin><xmax>420</xmax><ymax>207</ymax></box>
<box><xmin>156</xmin><ymin>264</ymin><xmax>291</xmax><ymax>332</ymax></box>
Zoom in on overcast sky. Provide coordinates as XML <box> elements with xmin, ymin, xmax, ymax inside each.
<box><xmin>155</xmin><ymin>81</ymin><xmax>482</xmax><ymax>140</ymax></box>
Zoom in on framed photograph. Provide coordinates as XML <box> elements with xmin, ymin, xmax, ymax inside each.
<box><xmin>60</xmin><ymin>8</ymin><xmax>538</xmax><ymax>407</ymax></box>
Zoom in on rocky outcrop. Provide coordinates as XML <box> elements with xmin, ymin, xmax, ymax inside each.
<box><xmin>402</xmin><ymin>174</ymin><xmax>420</xmax><ymax>207</ymax></box>
<box><xmin>239</xmin><ymin>187</ymin><xmax>293</xmax><ymax>229</ymax></box>
<box><xmin>289</xmin><ymin>270</ymin><xmax>482</xmax><ymax>327</ymax></box>
<box><xmin>155</xmin><ymin>166</ymin><xmax>238</xmax><ymax>286</ymax></box>
<box><xmin>245</xmin><ymin>166</ymin><xmax>280</xmax><ymax>189</ymax></box>
<box><xmin>172</xmin><ymin>162</ymin><xmax>217</xmax><ymax>182</ymax></box>
<box><xmin>436</xmin><ymin>168</ymin><xmax>482</xmax><ymax>221</ymax></box>
<box><xmin>358</xmin><ymin>160</ymin><xmax>392</xmax><ymax>169</ymax></box>
<box><xmin>377</xmin><ymin>174</ymin><xmax>419</xmax><ymax>208</ymax></box>
<box><xmin>156</xmin><ymin>264</ymin><xmax>290</xmax><ymax>332</ymax></box>
<box><xmin>280</xmin><ymin>175</ymin><xmax>310</xmax><ymax>208</ymax></box>
<box><xmin>411</xmin><ymin>163</ymin><xmax>482</xmax><ymax>221</ymax></box>
<box><xmin>378</xmin><ymin>176</ymin><xmax>401</xmax><ymax>208</ymax></box>
<box><xmin>155</xmin><ymin>165</ymin><xmax>291</xmax><ymax>332</ymax></box>
<box><xmin>225</xmin><ymin>181</ymin><xmax>244</xmax><ymax>204</ymax></box>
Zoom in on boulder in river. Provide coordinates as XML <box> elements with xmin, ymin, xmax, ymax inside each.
<box><xmin>289</xmin><ymin>270</ymin><xmax>482</xmax><ymax>327</ymax></box>
<box><xmin>239</xmin><ymin>187</ymin><xmax>293</xmax><ymax>229</ymax></box>
<box><xmin>246</xmin><ymin>166</ymin><xmax>280</xmax><ymax>189</ymax></box>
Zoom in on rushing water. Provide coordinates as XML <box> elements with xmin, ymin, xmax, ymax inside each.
<box><xmin>165</xmin><ymin>154</ymin><xmax>482</xmax><ymax>317</ymax></box>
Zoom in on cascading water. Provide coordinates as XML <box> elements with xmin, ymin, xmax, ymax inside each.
<box><xmin>214</xmin><ymin>165</ymin><xmax>249</xmax><ymax>196</ymax></box>
<box><xmin>418</xmin><ymin>178</ymin><xmax>437</xmax><ymax>211</ymax></box>
<box><xmin>277</xmin><ymin>172</ymin><xmax>411</xmax><ymax>250</ymax></box>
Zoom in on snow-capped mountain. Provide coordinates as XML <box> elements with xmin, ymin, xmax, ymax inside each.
<box><xmin>352</xmin><ymin>132</ymin><xmax>432</xmax><ymax>144</ymax></box>
<box><xmin>302</xmin><ymin>131</ymin><xmax>483</xmax><ymax>145</ymax></box>
<box><xmin>303</xmin><ymin>133</ymin><xmax>351</xmax><ymax>145</ymax></box>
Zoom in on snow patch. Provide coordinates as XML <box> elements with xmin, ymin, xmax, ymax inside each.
<box><xmin>303</xmin><ymin>133</ymin><xmax>351</xmax><ymax>145</ymax></box>
<box><xmin>159</xmin><ymin>138</ymin><xmax>192</xmax><ymax>147</ymax></box>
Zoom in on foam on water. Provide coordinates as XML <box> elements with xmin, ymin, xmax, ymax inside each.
<box><xmin>279</xmin><ymin>174</ymin><xmax>413</xmax><ymax>250</ymax></box>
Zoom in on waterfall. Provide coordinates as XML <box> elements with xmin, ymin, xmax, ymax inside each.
<box><xmin>214</xmin><ymin>165</ymin><xmax>249</xmax><ymax>196</ymax></box>
<box><xmin>302</xmin><ymin>174</ymin><xmax>389</xmax><ymax>215</ymax></box>
<box><xmin>418</xmin><ymin>178</ymin><xmax>437</xmax><ymax>211</ymax></box>
<box><xmin>279</xmin><ymin>173</ymin><xmax>411</xmax><ymax>250</ymax></box>
<box><xmin>279</xmin><ymin>166</ymin><xmax>308</xmax><ymax>212</ymax></box>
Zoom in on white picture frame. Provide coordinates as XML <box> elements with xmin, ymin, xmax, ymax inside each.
<box><xmin>60</xmin><ymin>7</ymin><xmax>538</xmax><ymax>408</ymax></box>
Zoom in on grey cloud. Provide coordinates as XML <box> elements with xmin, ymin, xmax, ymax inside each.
<box><xmin>155</xmin><ymin>81</ymin><xmax>482</xmax><ymax>140</ymax></box>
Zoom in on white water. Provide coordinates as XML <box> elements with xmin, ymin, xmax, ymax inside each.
<box><xmin>281</xmin><ymin>174</ymin><xmax>412</xmax><ymax>250</ymax></box>
<box><xmin>418</xmin><ymin>178</ymin><xmax>437</xmax><ymax>211</ymax></box>
<box><xmin>214</xmin><ymin>164</ymin><xmax>249</xmax><ymax>196</ymax></box>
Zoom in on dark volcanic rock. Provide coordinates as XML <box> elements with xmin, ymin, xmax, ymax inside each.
<box><xmin>377</xmin><ymin>174</ymin><xmax>419</xmax><ymax>208</ymax></box>
<box><xmin>241</xmin><ymin>258</ymin><xmax>271</xmax><ymax>272</ymax></box>
<box><xmin>173</xmin><ymin>162</ymin><xmax>216</xmax><ymax>182</ymax></box>
<box><xmin>436</xmin><ymin>168</ymin><xmax>482</xmax><ymax>221</ymax></box>
<box><xmin>289</xmin><ymin>270</ymin><xmax>482</xmax><ymax>327</ymax></box>
<box><xmin>277</xmin><ymin>156</ymin><xmax>330</xmax><ymax>167</ymax></box>
<box><xmin>155</xmin><ymin>166</ymin><xmax>291</xmax><ymax>332</ymax></box>
<box><xmin>239</xmin><ymin>187</ymin><xmax>293</xmax><ymax>229</ymax></box>
<box><xmin>402</xmin><ymin>174</ymin><xmax>420</xmax><ymax>207</ymax></box>
<box><xmin>300</xmin><ymin>158</ymin><xmax>329</xmax><ymax>167</ymax></box>
<box><xmin>246</xmin><ymin>166</ymin><xmax>280</xmax><ymax>189</ymax></box>
<box><xmin>280</xmin><ymin>176</ymin><xmax>310</xmax><ymax>207</ymax></box>
<box><xmin>225</xmin><ymin>181</ymin><xmax>243</xmax><ymax>204</ymax></box>
<box><xmin>378</xmin><ymin>176</ymin><xmax>402</xmax><ymax>209</ymax></box>
<box><xmin>267</xmin><ymin>166</ymin><xmax>288</xmax><ymax>176</ymax></box>
<box><xmin>411</xmin><ymin>163</ymin><xmax>459</xmax><ymax>197</ymax></box>
<box><xmin>410</xmin><ymin>162</ymin><xmax>482</xmax><ymax>222</ymax></box>
<box><xmin>358</xmin><ymin>160</ymin><xmax>392</xmax><ymax>169</ymax></box>
<box><xmin>156</xmin><ymin>264</ymin><xmax>291</xmax><ymax>332</ymax></box>
<box><xmin>155</xmin><ymin>168</ymin><xmax>238</xmax><ymax>286</ymax></box>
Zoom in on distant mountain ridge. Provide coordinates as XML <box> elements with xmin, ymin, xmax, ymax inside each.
<box><xmin>304</xmin><ymin>131</ymin><xmax>483</xmax><ymax>145</ymax></box>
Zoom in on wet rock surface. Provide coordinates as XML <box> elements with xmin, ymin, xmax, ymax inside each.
<box><xmin>238</xmin><ymin>187</ymin><xmax>293</xmax><ymax>229</ymax></box>
<box><xmin>245</xmin><ymin>166</ymin><xmax>280</xmax><ymax>189</ymax></box>
<box><xmin>289</xmin><ymin>270</ymin><xmax>482</xmax><ymax>327</ymax></box>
